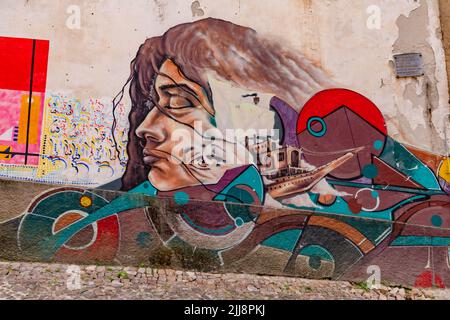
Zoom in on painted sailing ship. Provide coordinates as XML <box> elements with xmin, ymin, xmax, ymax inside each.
<box><xmin>247</xmin><ymin>138</ymin><xmax>364</xmax><ymax>200</ymax></box>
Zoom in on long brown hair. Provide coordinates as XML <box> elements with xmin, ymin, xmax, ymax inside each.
<box><xmin>115</xmin><ymin>18</ymin><xmax>334</xmax><ymax>191</ymax></box>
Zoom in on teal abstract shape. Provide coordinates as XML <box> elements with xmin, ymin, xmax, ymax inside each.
<box><xmin>391</xmin><ymin>236</ymin><xmax>450</xmax><ymax>246</ymax></box>
<box><xmin>362</xmin><ymin>164</ymin><xmax>378</xmax><ymax>179</ymax></box>
<box><xmin>431</xmin><ymin>215</ymin><xmax>443</xmax><ymax>227</ymax></box>
<box><xmin>299</xmin><ymin>245</ymin><xmax>334</xmax><ymax>262</ymax></box>
<box><xmin>262</xmin><ymin>229</ymin><xmax>302</xmax><ymax>252</ymax></box>
<box><xmin>380</xmin><ymin>137</ymin><xmax>441</xmax><ymax>190</ymax></box>
<box><xmin>32</xmin><ymin>191</ymin><xmax>104</xmax><ymax>219</ymax></box>
<box><xmin>374</xmin><ymin>140</ymin><xmax>384</xmax><ymax>150</ymax></box>
<box><xmin>214</xmin><ymin>166</ymin><xmax>264</xmax><ymax>203</ymax></box>
<box><xmin>129</xmin><ymin>182</ymin><xmax>158</xmax><ymax>196</ymax></box>
<box><xmin>174</xmin><ymin>192</ymin><xmax>190</xmax><ymax>205</ymax></box>
<box><xmin>19</xmin><ymin>189</ymin><xmax>110</xmax><ymax>260</ymax></box>
<box><xmin>36</xmin><ymin>182</ymin><xmax>155</xmax><ymax>260</ymax></box>
<box><xmin>210</xmin><ymin>115</ymin><xmax>217</xmax><ymax>128</ymax></box>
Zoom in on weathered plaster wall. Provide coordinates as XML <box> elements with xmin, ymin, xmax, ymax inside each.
<box><xmin>393</xmin><ymin>1</ymin><xmax>449</xmax><ymax>153</ymax></box>
<box><xmin>440</xmin><ymin>0</ymin><xmax>450</xmax><ymax>106</ymax></box>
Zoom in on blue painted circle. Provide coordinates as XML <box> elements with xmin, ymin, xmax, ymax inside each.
<box><xmin>363</xmin><ymin>164</ymin><xmax>379</xmax><ymax>179</ymax></box>
<box><xmin>307</xmin><ymin>117</ymin><xmax>327</xmax><ymax>138</ymax></box>
<box><xmin>374</xmin><ymin>140</ymin><xmax>384</xmax><ymax>150</ymax></box>
<box><xmin>235</xmin><ymin>218</ymin><xmax>244</xmax><ymax>227</ymax></box>
<box><xmin>431</xmin><ymin>215</ymin><xmax>443</xmax><ymax>227</ymax></box>
<box><xmin>371</xmin><ymin>191</ymin><xmax>379</xmax><ymax>198</ymax></box>
<box><xmin>174</xmin><ymin>192</ymin><xmax>190</xmax><ymax>205</ymax></box>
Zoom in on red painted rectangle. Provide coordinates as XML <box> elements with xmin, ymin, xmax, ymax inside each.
<box><xmin>0</xmin><ymin>36</ymin><xmax>49</xmax><ymax>93</ymax></box>
<box><xmin>32</xmin><ymin>39</ymin><xmax>50</xmax><ymax>92</ymax></box>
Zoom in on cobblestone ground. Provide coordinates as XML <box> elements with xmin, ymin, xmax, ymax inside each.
<box><xmin>0</xmin><ymin>261</ymin><xmax>448</xmax><ymax>300</ymax></box>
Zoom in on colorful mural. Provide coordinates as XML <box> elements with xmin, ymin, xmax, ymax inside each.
<box><xmin>0</xmin><ymin>37</ymin><xmax>49</xmax><ymax>166</ymax></box>
<box><xmin>38</xmin><ymin>94</ymin><xmax>128</xmax><ymax>184</ymax></box>
<box><xmin>0</xmin><ymin>19</ymin><xmax>449</xmax><ymax>288</ymax></box>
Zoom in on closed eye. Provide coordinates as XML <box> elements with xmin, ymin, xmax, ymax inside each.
<box><xmin>160</xmin><ymin>85</ymin><xmax>198</xmax><ymax>110</ymax></box>
<box><xmin>165</xmin><ymin>95</ymin><xmax>195</xmax><ymax>109</ymax></box>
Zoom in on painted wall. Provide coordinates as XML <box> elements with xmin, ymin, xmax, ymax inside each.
<box><xmin>0</xmin><ymin>0</ymin><xmax>449</xmax><ymax>288</ymax></box>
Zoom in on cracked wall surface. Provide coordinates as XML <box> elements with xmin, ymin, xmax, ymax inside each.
<box><xmin>394</xmin><ymin>1</ymin><xmax>446</xmax><ymax>153</ymax></box>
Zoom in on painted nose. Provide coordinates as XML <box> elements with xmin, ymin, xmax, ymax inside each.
<box><xmin>136</xmin><ymin>108</ymin><xmax>166</xmax><ymax>144</ymax></box>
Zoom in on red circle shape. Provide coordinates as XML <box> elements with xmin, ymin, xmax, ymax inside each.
<box><xmin>297</xmin><ymin>88</ymin><xmax>387</xmax><ymax>135</ymax></box>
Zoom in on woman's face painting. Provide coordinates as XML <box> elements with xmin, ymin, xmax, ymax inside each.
<box><xmin>135</xmin><ymin>59</ymin><xmax>225</xmax><ymax>191</ymax></box>
<box><xmin>136</xmin><ymin>59</ymin><xmax>277</xmax><ymax>191</ymax></box>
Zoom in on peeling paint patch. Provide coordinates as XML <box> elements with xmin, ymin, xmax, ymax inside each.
<box><xmin>393</xmin><ymin>0</ymin><xmax>448</xmax><ymax>154</ymax></box>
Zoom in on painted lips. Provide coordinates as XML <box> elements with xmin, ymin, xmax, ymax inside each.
<box><xmin>143</xmin><ymin>149</ymin><xmax>165</xmax><ymax>166</ymax></box>
<box><xmin>143</xmin><ymin>155</ymin><xmax>160</xmax><ymax>166</ymax></box>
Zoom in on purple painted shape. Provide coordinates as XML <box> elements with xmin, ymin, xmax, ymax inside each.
<box><xmin>350</xmin><ymin>176</ymin><xmax>373</xmax><ymax>184</ymax></box>
<box><xmin>208</xmin><ymin>165</ymin><xmax>251</xmax><ymax>193</ymax></box>
<box><xmin>270</xmin><ymin>97</ymin><xmax>299</xmax><ymax>148</ymax></box>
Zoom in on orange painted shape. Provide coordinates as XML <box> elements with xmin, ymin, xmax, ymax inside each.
<box><xmin>53</xmin><ymin>212</ymin><xmax>85</xmax><ymax>233</ymax></box>
<box><xmin>18</xmin><ymin>94</ymin><xmax>41</xmax><ymax>145</ymax></box>
<box><xmin>0</xmin><ymin>145</ymin><xmax>12</xmax><ymax>160</ymax></box>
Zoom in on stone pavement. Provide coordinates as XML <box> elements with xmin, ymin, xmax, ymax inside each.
<box><xmin>0</xmin><ymin>261</ymin><xmax>448</xmax><ymax>300</ymax></box>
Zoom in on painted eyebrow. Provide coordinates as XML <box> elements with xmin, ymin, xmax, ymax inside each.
<box><xmin>159</xmin><ymin>84</ymin><xmax>199</xmax><ymax>99</ymax></box>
